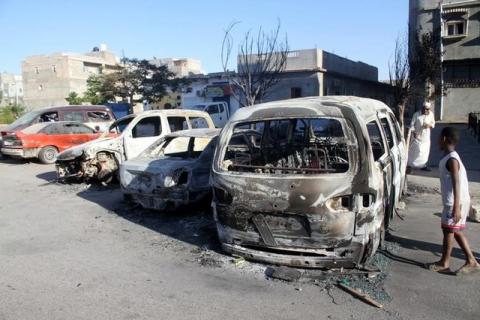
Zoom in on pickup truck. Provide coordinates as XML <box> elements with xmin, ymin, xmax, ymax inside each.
<box><xmin>185</xmin><ymin>102</ymin><xmax>230</xmax><ymax>128</ymax></box>
<box><xmin>55</xmin><ymin>109</ymin><xmax>215</xmax><ymax>183</ymax></box>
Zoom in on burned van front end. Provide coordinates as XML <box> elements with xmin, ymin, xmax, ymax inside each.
<box><xmin>211</xmin><ymin>98</ymin><xmax>385</xmax><ymax>268</ymax></box>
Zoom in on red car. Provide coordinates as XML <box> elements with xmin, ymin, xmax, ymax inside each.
<box><xmin>0</xmin><ymin>121</ymin><xmax>106</xmax><ymax>164</ymax></box>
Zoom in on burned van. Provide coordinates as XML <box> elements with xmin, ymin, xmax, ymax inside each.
<box><xmin>211</xmin><ymin>96</ymin><xmax>406</xmax><ymax>268</ymax></box>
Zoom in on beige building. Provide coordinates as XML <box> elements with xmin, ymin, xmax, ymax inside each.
<box><xmin>22</xmin><ymin>45</ymin><xmax>119</xmax><ymax>109</ymax></box>
<box><xmin>150</xmin><ymin>58</ymin><xmax>203</xmax><ymax>77</ymax></box>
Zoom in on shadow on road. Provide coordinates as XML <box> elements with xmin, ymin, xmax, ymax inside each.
<box><xmin>75</xmin><ymin>185</ymin><xmax>222</xmax><ymax>253</ymax></box>
<box><xmin>388</xmin><ymin>233</ymin><xmax>480</xmax><ymax>261</ymax></box>
<box><xmin>36</xmin><ymin>171</ymin><xmax>57</xmax><ymax>182</ymax></box>
<box><xmin>0</xmin><ymin>156</ymin><xmax>31</xmax><ymax>165</ymax></box>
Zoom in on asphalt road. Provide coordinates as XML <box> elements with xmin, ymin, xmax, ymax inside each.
<box><xmin>0</xmin><ymin>158</ymin><xmax>479</xmax><ymax>320</ymax></box>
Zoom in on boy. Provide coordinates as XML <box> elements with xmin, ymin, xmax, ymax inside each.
<box><xmin>428</xmin><ymin>127</ymin><xmax>480</xmax><ymax>274</ymax></box>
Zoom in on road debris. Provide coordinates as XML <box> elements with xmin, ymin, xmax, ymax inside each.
<box><xmin>233</xmin><ymin>256</ymin><xmax>246</xmax><ymax>268</ymax></box>
<box><xmin>337</xmin><ymin>280</ymin><xmax>383</xmax><ymax>309</ymax></box>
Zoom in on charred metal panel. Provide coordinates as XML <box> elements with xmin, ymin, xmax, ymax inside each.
<box><xmin>211</xmin><ymin>97</ymin><xmax>390</xmax><ymax>268</ymax></box>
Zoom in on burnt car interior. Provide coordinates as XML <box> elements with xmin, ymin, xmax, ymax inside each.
<box><xmin>223</xmin><ymin>118</ymin><xmax>350</xmax><ymax>174</ymax></box>
<box><xmin>146</xmin><ymin>136</ymin><xmax>214</xmax><ymax>159</ymax></box>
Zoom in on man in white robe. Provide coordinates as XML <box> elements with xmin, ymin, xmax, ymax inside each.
<box><xmin>408</xmin><ymin>102</ymin><xmax>436</xmax><ymax>170</ymax></box>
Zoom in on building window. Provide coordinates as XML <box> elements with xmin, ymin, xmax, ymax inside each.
<box><xmin>52</xmin><ymin>65</ymin><xmax>56</xmax><ymax>73</ymax></box>
<box><xmin>290</xmin><ymin>87</ymin><xmax>302</xmax><ymax>98</ymax></box>
<box><xmin>35</xmin><ymin>67</ymin><xmax>39</xmax><ymax>74</ymax></box>
<box><xmin>445</xmin><ymin>20</ymin><xmax>467</xmax><ymax>37</ymax></box>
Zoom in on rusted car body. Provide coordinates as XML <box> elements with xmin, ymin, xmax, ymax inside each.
<box><xmin>55</xmin><ymin>109</ymin><xmax>214</xmax><ymax>183</ymax></box>
<box><xmin>120</xmin><ymin>129</ymin><xmax>220</xmax><ymax>210</ymax></box>
<box><xmin>0</xmin><ymin>122</ymin><xmax>107</xmax><ymax>164</ymax></box>
<box><xmin>211</xmin><ymin>96</ymin><xmax>406</xmax><ymax>268</ymax></box>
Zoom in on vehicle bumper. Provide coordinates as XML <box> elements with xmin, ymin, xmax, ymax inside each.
<box><xmin>215</xmin><ymin>222</ymin><xmax>365</xmax><ymax>268</ymax></box>
<box><xmin>1</xmin><ymin>147</ymin><xmax>25</xmax><ymax>158</ymax></box>
<box><xmin>212</xmin><ymin>199</ymin><xmax>383</xmax><ymax>268</ymax></box>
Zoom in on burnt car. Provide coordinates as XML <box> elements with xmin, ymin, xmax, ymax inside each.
<box><xmin>211</xmin><ymin>96</ymin><xmax>406</xmax><ymax>268</ymax></box>
<box><xmin>120</xmin><ymin>129</ymin><xmax>220</xmax><ymax>210</ymax></box>
<box><xmin>56</xmin><ymin>109</ymin><xmax>214</xmax><ymax>183</ymax></box>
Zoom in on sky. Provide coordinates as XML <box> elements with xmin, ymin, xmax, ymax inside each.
<box><xmin>0</xmin><ymin>0</ymin><xmax>408</xmax><ymax>80</ymax></box>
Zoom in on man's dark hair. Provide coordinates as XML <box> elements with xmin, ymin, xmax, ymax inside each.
<box><xmin>440</xmin><ymin>126</ymin><xmax>459</xmax><ymax>145</ymax></box>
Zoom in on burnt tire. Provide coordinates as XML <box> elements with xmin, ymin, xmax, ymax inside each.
<box><xmin>38</xmin><ymin>146</ymin><xmax>58</xmax><ymax>164</ymax></box>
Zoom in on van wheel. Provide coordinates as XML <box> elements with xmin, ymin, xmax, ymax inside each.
<box><xmin>38</xmin><ymin>146</ymin><xmax>58</xmax><ymax>164</ymax></box>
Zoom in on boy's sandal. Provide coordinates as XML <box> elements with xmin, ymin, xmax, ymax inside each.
<box><xmin>426</xmin><ymin>263</ymin><xmax>451</xmax><ymax>273</ymax></box>
<box><xmin>456</xmin><ymin>264</ymin><xmax>480</xmax><ymax>275</ymax></box>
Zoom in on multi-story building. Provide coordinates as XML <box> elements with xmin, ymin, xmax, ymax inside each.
<box><xmin>22</xmin><ymin>45</ymin><xmax>119</xmax><ymax>109</ymax></box>
<box><xmin>254</xmin><ymin>49</ymin><xmax>393</xmax><ymax>106</ymax></box>
<box><xmin>409</xmin><ymin>0</ymin><xmax>480</xmax><ymax>121</ymax></box>
<box><xmin>0</xmin><ymin>72</ymin><xmax>23</xmax><ymax>106</ymax></box>
<box><xmin>150</xmin><ymin>58</ymin><xmax>203</xmax><ymax>77</ymax></box>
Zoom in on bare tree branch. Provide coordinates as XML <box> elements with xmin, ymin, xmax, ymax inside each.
<box><xmin>221</xmin><ymin>20</ymin><xmax>289</xmax><ymax>107</ymax></box>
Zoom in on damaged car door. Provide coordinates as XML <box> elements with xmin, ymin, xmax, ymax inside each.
<box><xmin>367</xmin><ymin>119</ymin><xmax>394</xmax><ymax>229</ymax></box>
<box><xmin>124</xmin><ymin>115</ymin><xmax>163</xmax><ymax>159</ymax></box>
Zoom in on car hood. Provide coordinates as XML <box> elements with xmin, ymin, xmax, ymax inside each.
<box><xmin>122</xmin><ymin>156</ymin><xmax>197</xmax><ymax>174</ymax></box>
<box><xmin>56</xmin><ymin>136</ymin><xmax>118</xmax><ymax>161</ymax></box>
<box><xmin>120</xmin><ymin>156</ymin><xmax>198</xmax><ymax>191</ymax></box>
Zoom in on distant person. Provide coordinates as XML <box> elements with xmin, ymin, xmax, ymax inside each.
<box><xmin>428</xmin><ymin>127</ymin><xmax>480</xmax><ymax>274</ymax></box>
<box><xmin>408</xmin><ymin>102</ymin><xmax>435</xmax><ymax>171</ymax></box>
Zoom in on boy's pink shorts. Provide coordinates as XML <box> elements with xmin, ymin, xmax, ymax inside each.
<box><xmin>441</xmin><ymin>203</ymin><xmax>469</xmax><ymax>231</ymax></box>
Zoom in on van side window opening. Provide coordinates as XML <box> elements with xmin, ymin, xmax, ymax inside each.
<box><xmin>87</xmin><ymin>111</ymin><xmax>111</xmax><ymax>122</ymax></box>
<box><xmin>63</xmin><ymin>111</ymin><xmax>84</xmax><ymax>122</ymax></box>
<box><xmin>380</xmin><ymin>118</ymin><xmax>395</xmax><ymax>148</ymax></box>
<box><xmin>132</xmin><ymin>116</ymin><xmax>161</xmax><ymax>138</ymax></box>
<box><xmin>367</xmin><ymin>121</ymin><xmax>386</xmax><ymax>161</ymax></box>
<box><xmin>39</xmin><ymin>112</ymin><xmax>59</xmax><ymax>122</ymax></box>
<box><xmin>167</xmin><ymin>116</ymin><xmax>188</xmax><ymax>132</ymax></box>
<box><xmin>223</xmin><ymin>118</ymin><xmax>350</xmax><ymax>174</ymax></box>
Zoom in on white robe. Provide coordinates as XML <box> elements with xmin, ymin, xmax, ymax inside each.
<box><xmin>408</xmin><ymin>111</ymin><xmax>435</xmax><ymax>168</ymax></box>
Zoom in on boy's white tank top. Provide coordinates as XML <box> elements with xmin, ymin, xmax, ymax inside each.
<box><xmin>439</xmin><ymin>151</ymin><xmax>470</xmax><ymax>206</ymax></box>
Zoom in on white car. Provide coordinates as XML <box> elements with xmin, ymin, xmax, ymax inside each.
<box><xmin>55</xmin><ymin>109</ymin><xmax>215</xmax><ymax>183</ymax></box>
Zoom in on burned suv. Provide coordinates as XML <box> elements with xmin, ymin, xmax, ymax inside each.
<box><xmin>211</xmin><ymin>96</ymin><xmax>406</xmax><ymax>268</ymax></box>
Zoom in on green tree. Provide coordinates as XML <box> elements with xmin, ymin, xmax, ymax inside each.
<box><xmin>0</xmin><ymin>103</ymin><xmax>26</xmax><ymax>124</ymax></box>
<box><xmin>83</xmin><ymin>74</ymin><xmax>116</xmax><ymax>105</ymax></box>
<box><xmin>65</xmin><ymin>92</ymin><xmax>84</xmax><ymax>105</ymax></box>
<box><xmin>84</xmin><ymin>58</ymin><xmax>190</xmax><ymax>112</ymax></box>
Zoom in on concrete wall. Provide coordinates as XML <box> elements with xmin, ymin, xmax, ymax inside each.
<box><xmin>322</xmin><ymin>51</ymin><xmax>378</xmax><ymax>82</ymax></box>
<box><xmin>443</xmin><ymin>87</ymin><xmax>480</xmax><ymax>120</ymax></box>
<box><xmin>443</xmin><ymin>3</ymin><xmax>480</xmax><ymax>60</ymax></box>
<box><xmin>261</xmin><ymin>71</ymin><xmax>322</xmax><ymax>103</ymax></box>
